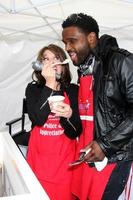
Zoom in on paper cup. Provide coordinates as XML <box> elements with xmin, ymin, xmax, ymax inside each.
<box><xmin>48</xmin><ymin>95</ymin><xmax>65</xmax><ymax>109</ymax></box>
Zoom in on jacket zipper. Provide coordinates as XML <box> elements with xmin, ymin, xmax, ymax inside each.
<box><xmin>67</xmin><ymin>118</ymin><xmax>76</xmax><ymax>131</ymax></box>
<box><xmin>40</xmin><ymin>90</ymin><xmax>54</xmax><ymax>110</ymax></box>
<box><xmin>66</xmin><ymin>92</ymin><xmax>77</xmax><ymax>132</ymax></box>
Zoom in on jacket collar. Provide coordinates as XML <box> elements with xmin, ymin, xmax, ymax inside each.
<box><xmin>92</xmin><ymin>34</ymin><xmax>119</xmax><ymax>59</ymax></box>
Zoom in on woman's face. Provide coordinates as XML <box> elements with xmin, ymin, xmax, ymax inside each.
<box><xmin>42</xmin><ymin>49</ymin><xmax>62</xmax><ymax>77</ymax></box>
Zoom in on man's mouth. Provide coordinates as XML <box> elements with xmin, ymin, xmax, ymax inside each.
<box><xmin>69</xmin><ymin>52</ymin><xmax>77</xmax><ymax>63</ymax></box>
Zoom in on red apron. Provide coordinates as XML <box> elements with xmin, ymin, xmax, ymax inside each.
<box><xmin>27</xmin><ymin>93</ymin><xmax>76</xmax><ymax>200</ymax></box>
<box><xmin>71</xmin><ymin>75</ymin><xmax>115</xmax><ymax>200</ymax></box>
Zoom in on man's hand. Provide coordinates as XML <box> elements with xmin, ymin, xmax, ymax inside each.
<box><xmin>81</xmin><ymin>141</ymin><xmax>105</xmax><ymax>163</ymax></box>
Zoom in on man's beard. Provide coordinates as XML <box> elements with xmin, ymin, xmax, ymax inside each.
<box><xmin>76</xmin><ymin>48</ymin><xmax>91</xmax><ymax>67</ymax></box>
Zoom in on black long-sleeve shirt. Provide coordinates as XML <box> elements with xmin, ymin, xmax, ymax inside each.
<box><xmin>25</xmin><ymin>82</ymin><xmax>82</xmax><ymax>139</ymax></box>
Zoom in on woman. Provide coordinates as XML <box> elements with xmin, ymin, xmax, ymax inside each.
<box><xmin>26</xmin><ymin>44</ymin><xmax>82</xmax><ymax>200</ymax></box>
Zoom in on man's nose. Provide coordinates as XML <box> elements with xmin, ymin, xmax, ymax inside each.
<box><xmin>65</xmin><ymin>43</ymin><xmax>71</xmax><ymax>52</ymax></box>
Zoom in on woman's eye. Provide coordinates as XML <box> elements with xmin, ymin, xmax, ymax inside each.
<box><xmin>54</xmin><ymin>58</ymin><xmax>60</xmax><ymax>62</ymax></box>
<box><xmin>43</xmin><ymin>58</ymin><xmax>49</xmax><ymax>61</ymax></box>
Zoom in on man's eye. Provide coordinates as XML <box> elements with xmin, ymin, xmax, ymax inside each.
<box><xmin>70</xmin><ymin>40</ymin><xmax>76</xmax><ymax>44</ymax></box>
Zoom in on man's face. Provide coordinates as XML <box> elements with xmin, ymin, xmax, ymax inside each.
<box><xmin>62</xmin><ymin>26</ymin><xmax>91</xmax><ymax>66</ymax></box>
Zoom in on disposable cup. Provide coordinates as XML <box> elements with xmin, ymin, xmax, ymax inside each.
<box><xmin>48</xmin><ymin>95</ymin><xmax>65</xmax><ymax>109</ymax></box>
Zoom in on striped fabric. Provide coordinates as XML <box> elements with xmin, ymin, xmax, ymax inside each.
<box><xmin>118</xmin><ymin>164</ymin><xmax>133</xmax><ymax>200</ymax></box>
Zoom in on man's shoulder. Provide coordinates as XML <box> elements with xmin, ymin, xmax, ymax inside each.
<box><xmin>107</xmin><ymin>47</ymin><xmax>133</xmax><ymax>65</ymax></box>
<box><xmin>99</xmin><ymin>34</ymin><xmax>132</xmax><ymax>58</ymax></box>
<box><xmin>112</xmin><ymin>48</ymin><xmax>132</xmax><ymax>57</ymax></box>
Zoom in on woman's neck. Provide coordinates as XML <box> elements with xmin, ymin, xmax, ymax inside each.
<box><xmin>45</xmin><ymin>81</ymin><xmax>61</xmax><ymax>91</ymax></box>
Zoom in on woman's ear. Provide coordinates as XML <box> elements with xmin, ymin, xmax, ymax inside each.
<box><xmin>87</xmin><ymin>32</ymin><xmax>98</xmax><ymax>48</ymax></box>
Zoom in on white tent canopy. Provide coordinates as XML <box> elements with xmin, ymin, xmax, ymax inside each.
<box><xmin>0</xmin><ymin>0</ymin><xmax>133</xmax><ymax>43</ymax></box>
<box><xmin>0</xmin><ymin>0</ymin><xmax>133</xmax><ymax>131</ymax></box>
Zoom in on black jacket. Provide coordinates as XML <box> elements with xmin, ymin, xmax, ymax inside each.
<box><xmin>25</xmin><ymin>82</ymin><xmax>82</xmax><ymax>139</ymax></box>
<box><xmin>93</xmin><ymin>34</ymin><xmax>133</xmax><ymax>163</ymax></box>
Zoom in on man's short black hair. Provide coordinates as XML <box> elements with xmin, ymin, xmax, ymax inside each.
<box><xmin>62</xmin><ymin>13</ymin><xmax>99</xmax><ymax>38</ymax></box>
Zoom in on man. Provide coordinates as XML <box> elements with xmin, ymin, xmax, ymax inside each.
<box><xmin>62</xmin><ymin>13</ymin><xmax>133</xmax><ymax>200</ymax></box>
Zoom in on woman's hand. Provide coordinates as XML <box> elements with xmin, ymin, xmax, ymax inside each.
<box><xmin>41</xmin><ymin>61</ymin><xmax>57</xmax><ymax>89</ymax></box>
<box><xmin>50</xmin><ymin>102</ymin><xmax>72</xmax><ymax>118</ymax></box>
